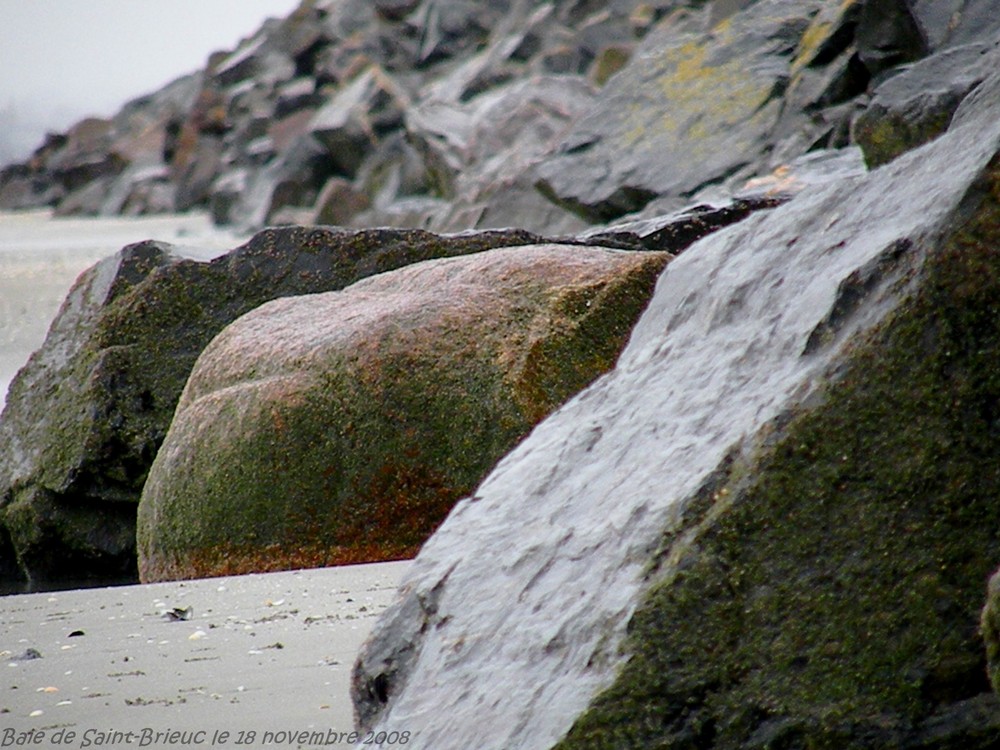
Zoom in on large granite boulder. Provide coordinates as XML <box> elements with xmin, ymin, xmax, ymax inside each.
<box><xmin>136</xmin><ymin>244</ymin><xmax>671</xmax><ymax>582</ymax></box>
<box><xmin>352</xmin><ymin>70</ymin><xmax>1000</xmax><ymax>749</ymax></box>
<box><xmin>0</xmin><ymin>226</ymin><xmax>546</xmax><ymax>590</ymax></box>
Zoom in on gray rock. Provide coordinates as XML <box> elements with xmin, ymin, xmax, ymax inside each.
<box><xmin>311</xmin><ymin>176</ymin><xmax>371</xmax><ymax>226</ymax></box>
<box><xmin>208</xmin><ymin>169</ymin><xmax>249</xmax><ymax>225</ymax></box>
<box><xmin>211</xmin><ymin>24</ymin><xmax>295</xmax><ymax>88</ymax></box>
<box><xmin>855</xmin><ymin>0</ymin><xmax>929</xmax><ymax>78</ymax></box>
<box><xmin>0</xmin><ymin>165</ymin><xmax>60</xmax><ymax>211</ymax></box>
<box><xmin>409</xmin><ymin>0</ymin><xmax>508</xmax><ymax>64</ymax></box>
<box><xmin>309</xmin><ymin>67</ymin><xmax>408</xmax><ymax>178</ymax></box>
<box><xmin>173</xmin><ymin>134</ymin><xmax>225</xmax><ymax>212</ymax></box>
<box><xmin>53</xmin><ymin>176</ymin><xmax>119</xmax><ymax>217</ymax></box>
<box><xmin>534</xmin><ymin>0</ymin><xmax>823</xmax><ymax>221</ymax></box>
<box><xmin>353</xmin><ymin>70</ymin><xmax>1000</xmax><ymax>750</ymax></box>
<box><xmin>852</xmin><ymin>39</ymin><xmax>1000</xmax><ymax>167</ymax></box>
<box><xmin>352</xmin><ymin>131</ymin><xmax>434</xmax><ymax>214</ymax></box>
<box><xmin>420</xmin><ymin>76</ymin><xmax>595</xmax><ymax>234</ymax></box>
<box><xmin>274</xmin><ymin>77</ymin><xmax>321</xmax><ymax>118</ymax></box>
<box><xmin>228</xmin><ymin>134</ymin><xmax>332</xmax><ymax>230</ymax></box>
<box><xmin>44</xmin><ymin>118</ymin><xmax>127</xmax><ymax>196</ymax></box>
<box><xmin>102</xmin><ymin>165</ymin><xmax>176</xmax><ymax>216</ymax></box>
<box><xmin>912</xmin><ymin>0</ymin><xmax>1000</xmax><ymax>51</ymax></box>
<box><xmin>2</xmin><ymin>0</ymin><xmax>912</xmax><ymax>230</ymax></box>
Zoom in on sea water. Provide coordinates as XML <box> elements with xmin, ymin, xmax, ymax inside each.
<box><xmin>0</xmin><ymin>209</ymin><xmax>248</xmax><ymax>412</ymax></box>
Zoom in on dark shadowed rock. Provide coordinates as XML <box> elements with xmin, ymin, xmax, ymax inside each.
<box><xmin>374</xmin><ymin>0</ymin><xmax>420</xmax><ymax>22</ymax></box>
<box><xmin>984</xmin><ymin>569</ymin><xmax>1000</xmax><ymax>695</ymax></box>
<box><xmin>312</xmin><ymin>176</ymin><xmax>371</xmax><ymax>225</ymax></box>
<box><xmin>309</xmin><ymin>66</ymin><xmax>408</xmax><ymax>177</ymax></box>
<box><xmin>173</xmin><ymin>135</ymin><xmax>225</xmax><ymax>212</ymax></box>
<box><xmin>855</xmin><ymin>0</ymin><xmax>928</xmax><ymax>78</ymax></box>
<box><xmin>350</xmin><ymin>131</ymin><xmax>433</xmax><ymax>218</ymax></box>
<box><xmin>228</xmin><ymin>134</ymin><xmax>332</xmax><ymax>230</ymax></box>
<box><xmin>352</xmin><ymin>70</ymin><xmax>1000</xmax><ymax>750</ymax></box>
<box><xmin>45</xmin><ymin>118</ymin><xmax>121</xmax><ymax>193</ymax></box>
<box><xmin>136</xmin><ymin>244</ymin><xmax>671</xmax><ymax>582</ymax></box>
<box><xmin>0</xmin><ymin>226</ymin><xmax>549</xmax><ymax>589</ymax></box>
<box><xmin>0</xmin><ymin>166</ymin><xmax>56</xmax><ymax>211</ymax></box>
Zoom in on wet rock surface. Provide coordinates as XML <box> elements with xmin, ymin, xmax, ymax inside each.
<box><xmin>352</xmin><ymin>69</ymin><xmax>1000</xmax><ymax>750</ymax></box>
<box><xmin>3</xmin><ymin>2</ymin><xmax>1000</xmax><ymax>747</ymax></box>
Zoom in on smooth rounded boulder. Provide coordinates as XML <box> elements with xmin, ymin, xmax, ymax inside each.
<box><xmin>137</xmin><ymin>244</ymin><xmax>670</xmax><ymax>582</ymax></box>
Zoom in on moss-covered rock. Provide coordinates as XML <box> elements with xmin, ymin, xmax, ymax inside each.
<box><xmin>0</xmin><ymin>226</ymin><xmax>545</xmax><ymax>589</ymax></box>
<box><xmin>852</xmin><ymin>41</ymin><xmax>999</xmax><ymax>168</ymax></box>
<box><xmin>556</xmin><ymin>116</ymin><xmax>1000</xmax><ymax>750</ymax></box>
<box><xmin>137</xmin><ymin>244</ymin><xmax>670</xmax><ymax>582</ymax></box>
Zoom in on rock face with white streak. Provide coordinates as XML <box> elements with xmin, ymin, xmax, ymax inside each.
<box><xmin>352</xmin><ymin>71</ymin><xmax>1000</xmax><ymax>749</ymax></box>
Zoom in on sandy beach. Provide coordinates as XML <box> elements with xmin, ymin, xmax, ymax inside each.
<box><xmin>1</xmin><ymin>211</ymin><xmax>411</xmax><ymax>747</ymax></box>
<box><xmin>1</xmin><ymin>561</ymin><xmax>410</xmax><ymax>748</ymax></box>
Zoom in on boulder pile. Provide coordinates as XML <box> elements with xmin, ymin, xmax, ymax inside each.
<box><xmin>0</xmin><ymin>226</ymin><xmax>548</xmax><ymax>587</ymax></box>
<box><xmin>6</xmin><ymin>0</ymin><xmax>997</xmax><ymax>235</ymax></box>
<box><xmin>1</xmin><ymin>205</ymin><xmax>750</xmax><ymax>590</ymax></box>
<box><xmin>2</xmin><ymin>1</ymin><xmax>1000</xmax><ymax>746</ymax></box>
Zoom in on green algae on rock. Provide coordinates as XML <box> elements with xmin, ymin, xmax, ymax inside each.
<box><xmin>137</xmin><ymin>244</ymin><xmax>671</xmax><ymax>582</ymax></box>
<box><xmin>0</xmin><ymin>226</ymin><xmax>545</xmax><ymax>588</ymax></box>
<box><xmin>351</xmin><ymin>69</ymin><xmax>1000</xmax><ymax>750</ymax></box>
<box><xmin>555</xmin><ymin>127</ymin><xmax>1000</xmax><ymax>750</ymax></box>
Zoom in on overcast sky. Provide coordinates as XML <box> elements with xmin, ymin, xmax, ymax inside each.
<box><xmin>0</xmin><ymin>0</ymin><xmax>301</xmax><ymax>164</ymax></box>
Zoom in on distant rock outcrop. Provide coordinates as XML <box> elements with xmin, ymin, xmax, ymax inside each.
<box><xmin>136</xmin><ymin>244</ymin><xmax>670</xmax><ymax>582</ymax></box>
<box><xmin>5</xmin><ymin>0</ymin><xmax>997</xmax><ymax>235</ymax></box>
<box><xmin>352</xmin><ymin>68</ymin><xmax>1000</xmax><ymax>750</ymax></box>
